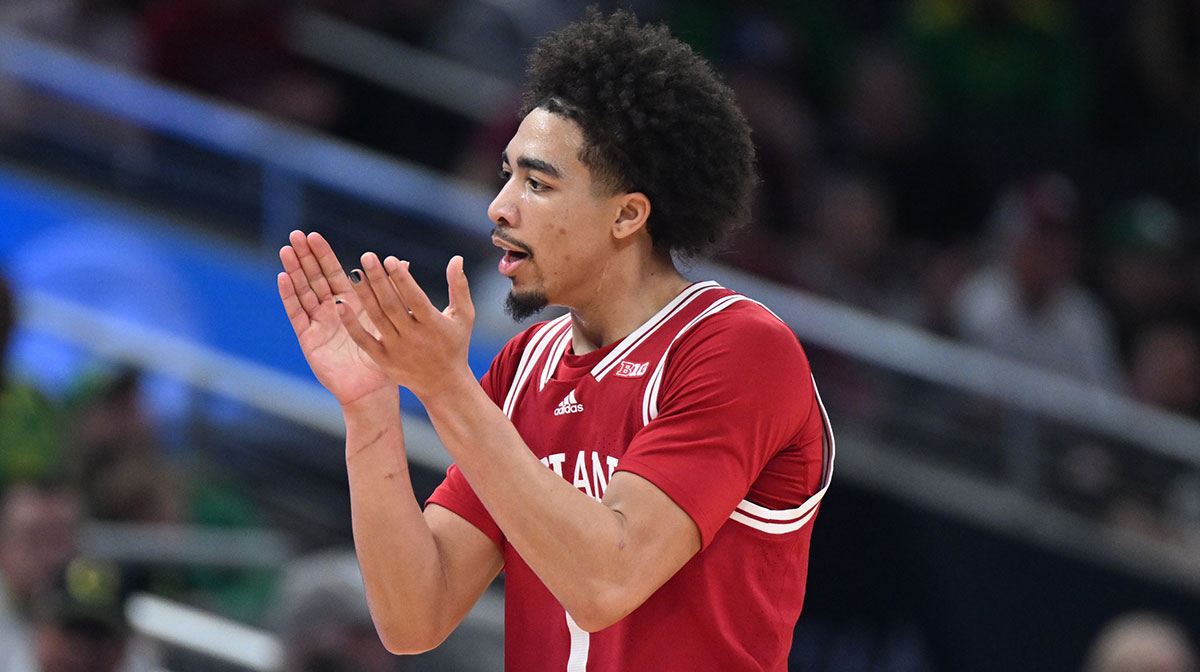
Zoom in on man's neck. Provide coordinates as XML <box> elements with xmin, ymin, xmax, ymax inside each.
<box><xmin>567</xmin><ymin>254</ymin><xmax>691</xmax><ymax>355</ymax></box>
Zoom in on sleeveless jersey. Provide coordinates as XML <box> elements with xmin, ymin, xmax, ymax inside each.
<box><xmin>427</xmin><ymin>281</ymin><xmax>835</xmax><ymax>671</ymax></box>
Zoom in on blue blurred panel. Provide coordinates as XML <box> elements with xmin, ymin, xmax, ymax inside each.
<box><xmin>0</xmin><ymin>167</ymin><xmax>306</xmax><ymax>376</ymax></box>
<box><xmin>0</xmin><ymin>167</ymin><xmax>499</xmax><ymax>428</ymax></box>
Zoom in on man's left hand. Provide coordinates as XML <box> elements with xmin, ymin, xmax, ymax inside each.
<box><xmin>337</xmin><ymin>252</ymin><xmax>478</xmax><ymax>401</ymax></box>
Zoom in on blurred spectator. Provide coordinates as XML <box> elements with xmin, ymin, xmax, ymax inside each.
<box><xmin>141</xmin><ymin>0</ymin><xmax>342</xmax><ymax>128</ymax></box>
<box><xmin>64</xmin><ymin>368</ymin><xmax>273</xmax><ymax>622</ymax></box>
<box><xmin>2</xmin><ymin>557</ymin><xmax>158</xmax><ymax>672</ymax></box>
<box><xmin>787</xmin><ymin>170</ymin><xmax>919</xmax><ymax>321</ymax></box>
<box><xmin>0</xmin><ymin>481</ymin><xmax>81</xmax><ymax>622</ymax></box>
<box><xmin>1099</xmin><ymin>196</ymin><xmax>1192</xmax><ymax>351</ymax></box>
<box><xmin>831</xmin><ymin>39</ymin><xmax>987</xmax><ymax>244</ymax></box>
<box><xmin>64</xmin><ymin>369</ymin><xmax>158</xmax><ymax>469</ymax></box>
<box><xmin>0</xmin><ymin>0</ymin><xmax>150</xmax><ymax>170</ymax></box>
<box><xmin>950</xmin><ymin>171</ymin><xmax>1124</xmax><ymax>388</ymax></box>
<box><xmin>1082</xmin><ymin>610</ymin><xmax>1199</xmax><ymax>672</ymax></box>
<box><xmin>0</xmin><ymin>275</ymin><xmax>62</xmax><ymax>487</ymax></box>
<box><xmin>682</xmin><ymin>4</ymin><xmax>827</xmax><ymax>281</ymax></box>
<box><xmin>718</xmin><ymin>65</ymin><xmax>821</xmax><ymax>281</ymax></box>
<box><xmin>0</xmin><ymin>480</ymin><xmax>81</xmax><ymax>667</ymax></box>
<box><xmin>1127</xmin><ymin>322</ymin><xmax>1200</xmax><ymax>418</ymax></box>
<box><xmin>268</xmin><ymin>549</ymin><xmax>406</xmax><ymax>672</ymax></box>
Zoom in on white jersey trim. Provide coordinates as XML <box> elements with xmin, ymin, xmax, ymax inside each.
<box><xmin>539</xmin><ymin>327</ymin><xmax>573</xmax><ymax>391</ymax></box>
<box><xmin>501</xmin><ymin>314</ymin><xmax>571</xmax><ymax>419</ymax></box>
<box><xmin>727</xmin><ymin>373</ymin><xmax>835</xmax><ymax>535</ymax></box>
<box><xmin>591</xmin><ymin>281</ymin><xmax>722</xmax><ymax>381</ymax></box>
<box><xmin>641</xmin><ymin>294</ymin><xmax>755</xmax><ymax>425</ymax></box>
<box><xmin>565</xmin><ymin>611</ymin><xmax>590</xmax><ymax>671</ymax></box>
<box><xmin>729</xmin><ymin>508</ymin><xmax>819</xmax><ymax>535</ymax></box>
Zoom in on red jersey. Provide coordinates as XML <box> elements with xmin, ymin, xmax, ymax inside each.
<box><xmin>427</xmin><ymin>281</ymin><xmax>834</xmax><ymax>671</ymax></box>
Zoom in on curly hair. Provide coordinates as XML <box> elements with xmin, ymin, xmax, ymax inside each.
<box><xmin>520</xmin><ymin>8</ymin><xmax>757</xmax><ymax>258</ymax></box>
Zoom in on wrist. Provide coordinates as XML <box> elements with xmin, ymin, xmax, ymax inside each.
<box><xmin>413</xmin><ymin>367</ymin><xmax>478</xmax><ymax>408</ymax></box>
<box><xmin>341</xmin><ymin>385</ymin><xmax>400</xmax><ymax>422</ymax></box>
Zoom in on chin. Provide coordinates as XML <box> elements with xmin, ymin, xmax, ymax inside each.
<box><xmin>505</xmin><ymin>289</ymin><xmax>549</xmax><ymax>321</ymax></box>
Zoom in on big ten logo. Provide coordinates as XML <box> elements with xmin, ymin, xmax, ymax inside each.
<box><xmin>614</xmin><ymin>361</ymin><xmax>649</xmax><ymax>378</ymax></box>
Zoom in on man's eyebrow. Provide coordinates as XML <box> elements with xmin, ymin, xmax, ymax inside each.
<box><xmin>517</xmin><ymin>156</ymin><xmax>562</xmax><ymax>179</ymax></box>
<box><xmin>501</xmin><ymin>151</ymin><xmax>562</xmax><ymax>179</ymax></box>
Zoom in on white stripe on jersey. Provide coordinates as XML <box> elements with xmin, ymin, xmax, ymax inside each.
<box><xmin>729</xmin><ymin>508</ymin><xmax>819</xmax><ymax>535</ymax></box>
<box><xmin>590</xmin><ymin>281</ymin><xmax>721</xmax><ymax>381</ymax></box>
<box><xmin>502</xmin><ymin>314</ymin><xmax>571</xmax><ymax>418</ymax></box>
<box><xmin>565</xmin><ymin>612</ymin><xmax>590</xmax><ymax>671</ymax></box>
<box><xmin>641</xmin><ymin>294</ymin><xmax>754</xmax><ymax>425</ymax></box>
<box><xmin>539</xmin><ymin>327</ymin><xmax>573</xmax><ymax>391</ymax></box>
<box><xmin>727</xmin><ymin>374</ymin><xmax>835</xmax><ymax>535</ymax></box>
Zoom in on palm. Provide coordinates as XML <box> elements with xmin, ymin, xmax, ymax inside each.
<box><xmin>278</xmin><ymin>231</ymin><xmax>392</xmax><ymax>406</ymax></box>
<box><xmin>296</xmin><ymin>299</ymin><xmax>391</xmax><ymax>404</ymax></box>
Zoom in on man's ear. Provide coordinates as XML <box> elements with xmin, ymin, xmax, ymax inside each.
<box><xmin>612</xmin><ymin>192</ymin><xmax>651</xmax><ymax>240</ymax></box>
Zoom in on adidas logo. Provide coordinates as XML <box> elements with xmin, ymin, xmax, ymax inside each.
<box><xmin>553</xmin><ymin>390</ymin><xmax>585</xmax><ymax>416</ymax></box>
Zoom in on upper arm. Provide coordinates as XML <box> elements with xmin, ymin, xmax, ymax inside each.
<box><xmin>618</xmin><ymin>309</ymin><xmax>815</xmax><ymax>548</ymax></box>
<box><xmin>423</xmin><ymin>504</ymin><xmax>505</xmax><ymax>642</ymax></box>
<box><xmin>581</xmin><ymin>470</ymin><xmax>701</xmax><ymax>628</ymax></box>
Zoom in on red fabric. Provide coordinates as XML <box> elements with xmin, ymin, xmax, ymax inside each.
<box><xmin>428</xmin><ymin>283</ymin><xmax>829</xmax><ymax>671</ymax></box>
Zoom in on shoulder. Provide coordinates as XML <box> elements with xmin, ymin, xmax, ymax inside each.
<box><xmin>677</xmin><ymin>292</ymin><xmax>803</xmax><ymax>355</ymax></box>
<box><xmin>662</xmin><ymin>292</ymin><xmax>811</xmax><ymax>387</ymax></box>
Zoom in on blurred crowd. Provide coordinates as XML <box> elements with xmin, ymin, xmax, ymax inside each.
<box><xmin>2</xmin><ymin>0</ymin><xmax>1194</xmax><ymax>410</ymax></box>
<box><xmin>0</xmin><ymin>0</ymin><xmax>1199</xmax><ymax>669</ymax></box>
<box><xmin>0</xmin><ymin>272</ymin><xmax>426</xmax><ymax>670</ymax></box>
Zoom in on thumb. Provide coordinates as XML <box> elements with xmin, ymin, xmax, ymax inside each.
<box><xmin>446</xmin><ymin>255</ymin><xmax>474</xmax><ymax>324</ymax></box>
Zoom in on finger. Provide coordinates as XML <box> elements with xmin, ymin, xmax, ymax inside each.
<box><xmin>280</xmin><ymin>245</ymin><xmax>321</xmax><ymax>315</ymax></box>
<box><xmin>445</xmin><ymin>255</ymin><xmax>475</xmax><ymax>325</ymax></box>
<box><xmin>348</xmin><ymin>253</ymin><xmax>402</xmax><ymax>340</ymax></box>
<box><xmin>335</xmin><ymin>300</ymin><xmax>387</xmax><ymax>363</ymax></box>
<box><xmin>289</xmin><ymin>230</ymin><xmax>337</xmax><ymax>303</ymax></box>
<box><xmin>382</xmin><ymin>256</ymin><xmax>439</xmax><ymax>322</ymax></box>
<box><xmin>360</xmin><ymin>253</ymin><xmax>415</xmax><ymax>332</ymax></box>
<box><xmin>277</xmin><ymin>271</ymin><xmax>311</xmax><ymax>336</ymax></box>
<box><xmin>305</xmin><ymin>231</ymin><xmax>358</xmax><ymax>303</ymax></box>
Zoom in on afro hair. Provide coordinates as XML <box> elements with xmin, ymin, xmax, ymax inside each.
<box><xmin>520</xmin><ymin>8</ymin><xmax>757</xmax><ymax>258</ymax></box>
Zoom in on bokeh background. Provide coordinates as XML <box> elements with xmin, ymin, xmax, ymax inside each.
<box><xmin>0</xmin><ymin>0</ymin><xmax>1198</xmax><ymax>670</ymax></box>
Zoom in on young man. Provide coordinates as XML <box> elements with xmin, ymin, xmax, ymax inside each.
<box><xmin>277</xmin><ymin>10</ymin><xmax>833</xmax><ymax>671</ymax></box>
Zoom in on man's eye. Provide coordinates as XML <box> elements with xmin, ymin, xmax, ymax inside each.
<box><xmin>498</xmin><ymin>168</ymin><xmax>512</xmax><ymax>182</ymax></box>
<box><xmin>527</xmin><ymin>178</ymin><xmax>547</xmax><ymax>191</ymax></box>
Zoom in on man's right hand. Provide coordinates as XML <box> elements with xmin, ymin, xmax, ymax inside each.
<box><xmin>278</xmin><ymin>230</ymin><xmax>393</xmax><ymax>408</ymax></box>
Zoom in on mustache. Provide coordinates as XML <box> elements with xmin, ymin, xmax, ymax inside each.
<box><xmin>491</xmin><ymin>226</ymin><xmax>534</xmax><ymax>257</ymax></box>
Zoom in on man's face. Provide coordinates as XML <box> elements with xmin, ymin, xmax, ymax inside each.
<box><xmin>487</xmin><ymin>108</ymin><xmax>625</xmax><ymax>320</ymax></box>
<box><xmin>0</xmin><ymin>487</ymin><xmax>79</xmax><ymax>607</ymax></box>
<box><xmin>35</xmin><ymin>623</ymin><xmax>124</xmax><ymax>672</ymax></box>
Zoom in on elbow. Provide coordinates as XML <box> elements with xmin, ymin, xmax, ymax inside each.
<box><xmin>374</xmin><ymin>615</ymin><xmax>451</xmax><ymax>655</ymax></box>
<box><xmin>378</xmin><ymin>631</ymin><xmax>437</xmax><ymax>656</ymax></box>
<box><xmin>564</xmin><ymin>587</ymin><xmax>639</xmax><ymax>633</ymax></box>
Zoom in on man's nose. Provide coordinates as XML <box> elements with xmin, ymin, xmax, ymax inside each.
<box><xmin>488</xmin><ymin>180</ymin><xmax>518</xmax><ymax>226</ymax></box>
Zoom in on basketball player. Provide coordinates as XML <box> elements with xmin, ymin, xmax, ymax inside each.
<box><xmin>277</xmin><ymin>10</ymin><xmax>834</xmax><ymax>670</ymax></box>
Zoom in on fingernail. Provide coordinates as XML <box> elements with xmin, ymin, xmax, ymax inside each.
<box><xmin>349</xmin><ymin>269</ymin><xmax>363</xmax><ymax>284</ymax></box>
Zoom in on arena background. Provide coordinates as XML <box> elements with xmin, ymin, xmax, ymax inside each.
<box><xmin>0</xmin><ymin>1</ymin><xmax>1198</xmax><ymax>670</ymax></box>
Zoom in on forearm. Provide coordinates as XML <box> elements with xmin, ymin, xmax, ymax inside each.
<box><xmin>342</xmin><ymin>389</ymin><xmax>454</xmax><ymax>651</ymax></box>
<box><xmin>423</xmin><ymin>374</ymin><xmax>680</xmax><ymax>630</ymax></box>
